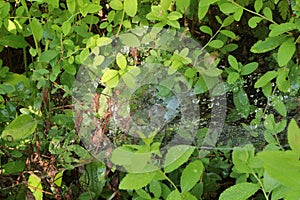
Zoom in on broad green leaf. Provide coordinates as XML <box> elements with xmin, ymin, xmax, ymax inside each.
<box><xmin>30</xmin><ymin>18</ymin><xmax>43</xmax><ymax>41</ymax></box>
<box><xmin>219</xmin><ymin>182</ymin><xmax>260</xmax><ymax>200</ymax></box>
<box><xmin>277</xmin><ymin>37</ymin><xmax>295</xmax><ymax>67</ymax></box>
<box><xmin>164</xmin><ymin>145</ymin><xmax>195</xmax><ymax>173</ymax></box>
<box><xmin>119</xmin><ymin>33</ymin><xmax>140</xmax><ymax>47</ymax></box>
<box><xmin>288</xmin><ymin>119</ymin><xmax>300</xmax><ymax>155</ymax></box>
<box><xmin>28</xmin><ymin>173</ymin><xmax>43</xmax><ymax>200</ymax></box>
<box><xmin>254</xmin><ymin>0</ymin><xmax>263</xmax><ymax>12</ymax></box>
<box><xmin>254</xmin><ymin>71</ymin><xmax>278</xmax><ymax>88</ymax></box>
<box><xmin>122</xmin><ymin>72</ymin><xmax>136</xmax><ymax>89</ymax></box>
<box><xmin>269</xmin><ymin>23</ymin><xmax>297</xmax><ymax>37</ymax></box>
<box><xmin>218</xmin><ymin>2</ymin><xmax>238</xmax><ymax>14</ymax></box>
<box><xmin>263</xmin><ymin>7</ymin><xmax>273</xmax><ymax>20</ymax></box>
<box><xmin>7</xmin><ymin>19</ymin><xmax>16</xmax><ymax>34</ymax></box>
<box><xmin>228</xmin><ymin>55</ymin><xmax>238</xmax><ymax>70</ymax></box>
<box><xmin>119</xmin><ymin>171</ymin><xmax>156</xmax><ymax>190</ymax></box>
<box><xmin>208</xmin><ymin>40</ymin><xmax>224</xmax><ymax>48</ymax></box>
<box><xmin>149</xmin><ymin>180</ymin><xmax>161</xmax><ymax>198</ymax></box>
<box><xmin>232</xmin><ymin>145</ymin><xmax>253</xmax><ymax>173</ymax></box>
<box><xmin>227</xmin><ymin>72</ymin><xmax>239</xmax><ymax>84</ymax></box>
<box><xmin>175</xmin><ymin>0</ymin><xmax>190</xmax><ymax>13</ymax></box>
<box><xmin>263</xmin><ymin>171</ymin><xmax>280</xmax><ymax>193</ymax></box>
<box><xmin>1</xmin><ymin>114</ymin><xmax>37</xmax><ymax>141</ymax></box>
<box><xmin>167</xmin><ymin>190</ymin><xmax>181</xmax><ymax>200</ymax></box>
<box><xmin>258</xmin><ymin>151</ymin><xmax>300</xmax><ymax>189</ymax></box>
<box><xmin>0</xmin><ymin>34</ymin><xmax>28</xmax><ymax>48</ymax></box>
<box><xmin>62</xmin><ymin>21</ymin><xmax>71</xmax><ymax>35</ymax></box>
<box><xmin>97</xmin><ymin>37</ymin><xmax>112</xmax><ymax>46</ymax></box>
<box><xmin>181</xmin><ymin>192</ymin><xmax>198</xmax><ymax>200</ymax></box>
<box><xmin>233</xmin><ymin>88</ymin><xmax>250</xmax><ymax>118</ymax></box>
<box><xmin>39</xmin><ymin>50</ymin><xmax>59</xmax><ymax>62</ymax></box>
<box><xmin>234</xmin><ymin>8</ymin><xmax>243</xmax><ymax>21</ymax></box>
<box><xmin>200</xmin><ymin>26</ymin><xmax>212</xmax><ymax>36</ymax></box>
<box><xmin>102</xmin><ymin>69</ymin><xmax>118</xmax><ymax>82</ymax></box>
<box><xmin>124</xmin><ymin>0</ymin><xmax>137</xmax><ymax>17</ymax></box>
<box><xmin>250</xmin><ymin>35</ymin><xmax>288</xmax><ymax>53</ymax></box>
<box><xmin>116</xmin><ymin>53</ymin><xmax>127</xmax><ymax>70</ymax></box>
<box><xmin>273</xmin><ymin>98</ymin><xmax>287</xmax><ymax>117</ymax></box>
<box><xmin>248</xmin><ymin>16</ymin><xmax>263</xmax><ymax>28</ymax></box>
<box><xmin>241</xmin><ymin>62</ymin><xmax>258</xmax><ymax>75</ymax></box>
<box><xmin>276</xmin><ymin>69</ymin><xmax>290</xmax><ymax>92</ymax></box>
<box><xmin>220</xmin><ymin>30</ymin><xmax>236</xmax><ymax>39</ymax></box>
<box><xmin>66</xmin><ymin>0</ymin><xmax>76</xmax><ymax>14</ymax></box>
<box><xmin>180</xmin><ymin>160</ymin><xmax>204</xmax><ymax>192</ymax></box>
<box><xmin>198</xmin><ymin>1</ymin><xmax>209</xmax><ymax>20</ymax></box>
<box><xmin>136</xmin><ymin>189</ymin><xmax>152</xmax><ymax>199</ymax></box>
<box><xmin>167</xmin><ymin>11</ymin><xmax>182</xmax><ymax>20</ymax></box>
<box><xmin>161</xmin><ymin>0</ymin><xmax>172</xmax><ymax>10</ymax></box>
<box><xmin>194</xmin><ymin>76</ymin><xmax>208</xmax><ymax>94</ymax></box>
<box><xmin>2</xmin><ymin>160</ymin><xmax>25</xmax><ymax>174</ymax></box>
<box><xmin>110</xmin><ymin>0</ymin><xmax>123</xmax><ymax>10</ymax></box>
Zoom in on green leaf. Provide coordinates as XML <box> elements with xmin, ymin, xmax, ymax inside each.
<box><xmin>219</xmin><ymin>182</ymin><xmax>260</xmax><ymax>200</ymax></box>
<box><xmin>110</xmin><ymin>0</ymin><xmax>123</xmax><ymax>10</ymax></box>
<box><xmin>30</xmin><ymin>18</ymin><xmax>43</xmax><ymax>41</ymax></box>
<box><xmin>39</xmin><ymin>50</ymin><xmax>59</xmax><ymax>62</ymax></box>
<box><xmin>97</xmin><ymin>37</ymin><xmax>112</xmax><ymax>46</ymax></box>
<box><xmin>0</xmin><ymin>34</ymin><xmax>28</xmax><ymax>48</ymax></box>
<box><xmin>263</xmin><ymin>7</ymin><xmax>273</xmax><ymax>20</ymax></box>
<box><xmin>254</xmin><ymin>0</ymin><xmax>263</xmax><ymax>13</ymax></box>
<box><xmin>167</xmin><ymin>190</ymin><xmax>181</xmax><ymax>200</ymax></box>
<box><xmin>116</xmin><ymin>53</ymin><xmax>127</xmax><ymax>70</ymax></box>
<box><xmin>220</xmin><ymin>30</ymin><xmax>236</xmax><ymax>39</ymax></box>
<box><xmin>7</xmin><ymin>20</ymin><xmax>17</xmax><ymax>35</ymax></box>
<box><xmin>218</xmin><ymin>2</ymin><xmax>238</xmax><ymax>14</ymax></box>
<box><xmin>277</xmin><ymin>37</ymin><xmax>295</xmax><ymax>67</ymax></box>
<box><xmin>198</xmin><ymin>2</ymin><xmax>209</xmax><ymax>20</ymax></box>
<box><xmin>208</xmin><ymin>40</ymin><xmax>224</xmax><ymax>48</ymax></box>
<box><xmin>62</xmin><ymin>21</ymin><xmax>71</xmax><ymax>35</ymax></box>
<box><xmin>241</xmin><ymin>62</ymin><xmax>258</xmax><ymax>75</ymax></box>
<box><xmin>227</xmin><ymin>72</ymin><xmax>240</xmax><ymax>84</ymax></box>
<box><xmin>233</xmin><ymin>88</ymin><xmax>250</xmax><ymax>118</ymax></box>
<box><xmin>228</xmin><ymin>55</ymin><xmax>239</xmax><ymax>70</ymax></box>
<box><xmin>234</xmin><ymin>8</ymin><xmax>243</xmax><ymax>21</ymax></box>
<box><xmin>119</xmin><ymin>33</ymin><xmax>140</xmax><ymax>47</ymax></box>
<box><xmin>194</xmin><ymin>76</ymin><xmax>208</xmax><ymax>94</ymax></box>
<box><xmin>248</xmin><ymin>16</ymin><xmax>263</xmax><ymax>28</ymax></box>
<box><xmin>254</xmin><ymin>71</ymin><xmax>278</xmax><ymax>88</ymax></box>
<box><xmin>124</xmin><ymin>0</ymin><xmax>137</xmax><ymax>17</ymax></box>
<box><xmin>54</xmin><ymin>171</ymin><xmax>63</xmax><ymax>187</ymax></box>
<box><xmin>119</xmin><ymin>172</ymin><xmax>156</xmax><ymax>190</ymax></box>
<box><xmin>136</xmin><ymin>188</ymin><xmax>152</xmax><ymax>199</ymax></box>
<box><xmin>101</xmin><ymin>69</ymin><xmax>119</xmax><ymax>88</ymax></box>
<box><xmin>258</xmin><ymin>151</ymin><xmax>300</xmax><ymax>189</ymax></box>
<box><xmin>288</xmin><ymin>119</ymin><xmax>300</xmax><ymax>155</ymax></box>
<box><xmin>164</xmin><ymin>145</ymin><xmax>195</xmax><ymax>173</ymax></box>
<box><xmin>2</xmin><ymin>160</ymin><xmax>25</xmax><ymax>174</ymax></box>
<box><xmin>180</xmin><ymin>160</ymin><xmax>204</xmax><ymax>192</ymax></box>
<box><xmin>273</xmin><ymin>98</ymin><xmax>287</xmax><ymax>117</ymax></box>
<box><xmin>200</xmin><ymin>26</ymin><xmax>212</xmax><ymax>36</ymax></box>
<box><xmin>122</xmin><ymin>72</ymin><xmax>136</xmax><ymax>89</ymax></box>
<box><xmin>269</xmin><ymin>23</ymin><xmax>297</xmax><ymax>37</ymax></box>
<box><xmin>161</xmin><ymin>0</ymin><xmax>172</xmax><ymax>10</ymax></box>
<box><xmin>28</xmin><ymin>174</ymin><xmax>43</xmax><ymax>200</ymax></box>
<box><xmin>250</xmin><ymin>35</ymin><xmax>288</xmax><ymax>53</ymax></box>
<box><xmin>66</xmin><ymin>0</ymin><xmax>76</xmax><ymax>14</ymax></box>
<box><xmin>149</xmin><ymin>180</ymin><xmax>161</xmax><ymax>198</ymax></box>
<box><xmin>167</xmin><ymin>11</ymin><xmax>182</xmax><ymax>20</ymax></box>
<box><xmin>1</xmin><ymin>114</ymin><xmax>37</xmax><ymax>141</ymax></box>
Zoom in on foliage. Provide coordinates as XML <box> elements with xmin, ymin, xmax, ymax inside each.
<box><xmin>0</xmin><ymin>0</ymin><xmax>299</xmax><ymax>199</ymax></box>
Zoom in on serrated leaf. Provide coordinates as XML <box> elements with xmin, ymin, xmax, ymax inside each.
<box><xmin>233</xmin><ymin>88</ymin><xmax>250</xmax><ymax>118</ymax></box>
<box><xmin>288</xmin><ymin>119</ymin><xmax>300</xmax><ymax>155</ymax></box>
<box><xmin>1</xmin><ymin>114</ymin><xmax>37</xmax><ymax>141</ymax></box>
<box><xmin>164</xmin><ymin>145</ymin><xmax>195</xmax><ymax>173</ymax></box>
<box><xmin>119</xmin><ymin>172</ymin><xmax>156</xmax><ymax>190</ymax></box>
<box><xmin>254</xmin><ymin>71</ymin><xmax>278</xmax><ymax>88</ymax></box>
<box><xmin>180</xmin><ymin>160</ymin><xmax>204</xmax><ymax>192</ymax></box>
<box><xmin>219</xmin><ymin>182</ymin><xmax>260</xmax><ymax>200</ymax></box>
<box><xmin>241</xmin><ymin>62</ymin><xmax>258</xmax><ymax>75</ymax></box>
<box><xmin>30</xmin><ymin>18</ymin><xmax>43</xmax><ymax>41</ymax></box>
<box><xmin>119</xmin><ymin>33</ymin><xmax>140</xmax><ymax>47</ymax></box>
<box><xmin>250</xmin><ymin>35</ymin><xmax>288</xmax><ymax>53</ymax></box>
<box><xmin>277</xmin><ymin>37</ymin><xmax>295</xmax><ymax>67</ymax></box>
<box><xmin>124</xmin><ymin>0</ymin><xmax>137</xmax><ymax>17</ymax></box>
<box><xmin>228</xmin><ymin>55</ymin><xmax>238</xmax><ymax>70</ymax></box>
<box><xmin>28</xmin><ymin>174</ymin><xmax>43</xmax><ymax>200</ymax></box>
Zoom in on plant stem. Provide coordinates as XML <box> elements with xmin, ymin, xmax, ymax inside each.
<box><xmin>252</xmin><ymin>171</ymin><xmax>269</xmax><ymax>200</ymax></box>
